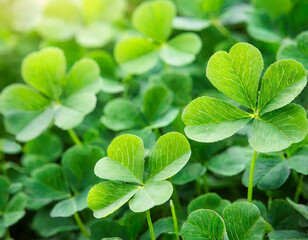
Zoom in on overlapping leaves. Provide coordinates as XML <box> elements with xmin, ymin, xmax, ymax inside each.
<box><xmin>114</xmin><ymin>0</ymin><xmax>202</xmax><ymax>74</ymax></box>
<box><xmin>87</xmin><ymin>132</ymin><xmax>191</xmax><ymax>218</ymax></box>
<box><xmin>181</xmin><ymin>202</ymin><xmax>266</xmax><ymax>240</ymax></box>
<box><xmin>0</xmin><ymin>47</ymin><xmax>101</xmax><ymax>142</ymax></box>
<box><xmin>182</xmin><ymin>42</ymin><xmax>308</xmax><ymax>152</ymax></box>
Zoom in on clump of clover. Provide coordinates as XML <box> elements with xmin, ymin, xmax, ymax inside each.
<box><xmin>114</xmin><ymin>0</ymin><xmax>202</xmax><ymax>75</ymax></box>
<box><xmin>0</xmin><ymin>47</ymin><xmax>101</xmax><ymax>142</ymax></box>
<box><xmin>87</xmin><ymin>132</ymin><xmax>191</xmax><ymax>239</ymax></box>
<box><xmin>182</xmin><ymin>42</ymin><xmax>308</xmax><ymax>202</ymax></box>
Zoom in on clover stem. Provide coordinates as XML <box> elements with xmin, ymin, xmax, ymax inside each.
<box><xmin>210</xmin><ymin>18</ymin><xmax>230</xmax><ymax>38</ymax></box>
<box><xmin>146</xmin><ymin>210</ymin><xmax>155</xmax><ymax>240</ymax></box>
<box><xmin>247</xmin><ymin>151</ymin><xmax>258</xmax><ymax>202</ymax></box>
<box><xmin>68</xmin><ymin>129</ymin><xmax>82</xmax><ymax>145</ymax></box>
<box><xmin>170</xmin><ymin>200</ymin><xmax>180</xmax><ymax>240</ymax></box>
<box><xmin>294</xmin><ymin>174</ymin><xmax>303</xmax><ymax>203</ymax></box>
<box><xmin>73</xmin><ymin>212</ymin><xmax>90</xmax><ymax>238</ymax></box>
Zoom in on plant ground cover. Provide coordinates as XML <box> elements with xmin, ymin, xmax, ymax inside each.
<box><xmin>0</xmin><ymin>0</ymin><xmax>308</xmax><ymax>239</ymax></box>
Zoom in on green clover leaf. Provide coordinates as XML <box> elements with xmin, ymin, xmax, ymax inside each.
<box><xmin>114</xmin><ymin>0</ymin><xmax>202</xmax><ymax>74</ymax></box>
<box><xmin>87</xmin><ymin>132</ymin><xmax>191</xmax><ymax>217</ymax></box>
<box><xmin>182</xmin><ymin>42</ymin><xmax>308</xmax><ymax>152</ymax></box>
<box><xmin>0</xmin><ymin>47</ymin><xmax>101</xmax><ymax>142</ymax></box>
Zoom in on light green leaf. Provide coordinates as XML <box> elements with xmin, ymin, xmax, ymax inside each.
<box><xmin>63</xmin><ymin>58</ymin><xmax>101</xmax><ymax>96</ymax></box>
<box><xmin>129</xmin><ymin>181</ymin><xmax>173</xmax><ymax>212</ymax></box>
<box><xmin>249</xmin><ymin>104</ymin><xmax>308</xmax><ymax>152</ymax></box>
<box><xmin>76</xmin><ymin>21</ymin><xmax>113</xmax><ymax>48</ymax></box>
<box><xmin>0</xmin><ymin>84</ymin><xmax>53</xmax><ymax>142</ymax></box>
<box><xmin>37</xmin><ymin>0</ymin><xmax>80</xmax><ymax>41</ymax></box>
<box><xmin>182</xmin><ymin>96</ymin><xmax>251</xmax><ymax>142</ymax></box>
<box><xmin>172</xmin><ymin>17</ymin><xmax>211</xmax><ymax>31</ymax></box>
<box><xmin>160</xmin><ymin>33</ymin><xmax>202</xmax><ymax>66</ymax></box>
<box><xmin>287</xmin><ymin>198</ymin><xmax>308</xmax><ymax>220</ymax></box>
<box><xmin>37</xmin><ymin>17</ymin><xmax>78</xmax><ymax>42</ymax></box>
<box><xmin>99</xmin><ymin>134</ymin><xmax>145</xmax><ymax>184</ymax></box>
<box><xmin>242</xmin><ymin>157</ymin><xmax>290</xmax><ymax>191</ymax></box>
<box><xmin>148</xmin><ymin>108</ymin><xmax>179</xmax><ymax>129</ymax></box>
<box><xmin>247</xmin><ymin>11</ymin><xmax>282</xmax><ymax>43</ymax></box>
<box><xmin>144</xmin><ymin>85</ymin><xmax>173</xmax><ymax>123</ymax></box>
<box><xmin>0</xmin><ymin>139</ymin><xmax>21</xmax><ymax>154</ymax></box>
<box><xmin>26</xmin><ymin>163</ymin><xmax>70</xmax><ymax>201</ymax></box>
<box><xmin>95</xmin><ymin>157</ymin><xmax>141</xmax><ymax>184</ymax></box>
<box><xmin>14</xmin><ymin>107</ymin><xmax>55</xmax><ymax>142</ymax></box>
<box><xmin>21</xmin><ymin>47</ymin><xmax>66</xmax><ymax>99</ymax></box>
<box><xmin>208</xmin><ymin>146</ymin><xmax>253</xmax><ymax>176</ymax></box>
<box><xmin>115</xmin><ymin>37</ymin><xmax>159</xmax><ymax>74</ymax></box>
<box><xmin>0</xmin><ymin>176</ymin><xmax>10</xmax><ymax>212</ymax></box>
<box><xmin>87</xmin><ymin>181</ymin><xmax>138</xmax><ymax>218</ymax></box>
<box><xmin>101</xmin><ymin>98</ymin><xmax>144</xmax><ymax>131</ymax></box>
<box><xmin>181</xmin><ymin>209</ymin><xmax>226</xmax><ymax>240</ymax></box>
<box><xmin>51</xmin><ymin>187</ymin><xmax>90</xmax><ymax>217</ymax></box>
<box><xmin>269</xmin><ymin>230</ymin><xmax>308</xmax><ymax>240</ymax></box>
<box><xmin>188</xmin><ymin>193</ymin><xmax>231</xmax><ymax>216</ymax></box>
<box><xmin>223</xmin><ymin>202</ymin><xmax>265</xmax><ymax>240</ymax></box>
<box><xmin>257</xmin><ymin>60</ymin><xmax>307</xmax><ymax>114</ymax></box>
<box><xmin>147</xmin><ymin>132</ymin><xmax>191</xmax><ymax>182</ymax></box>
<box><xmin>172</xmin><ymin>163</ymin><xmax>206</xmax><ymax>185</ymax></box>
<box><xmin>54</xmin><ymin>93</ymin><xmax>97</xmax><ymax>130</ymax></box>
<box><xmin>132</xmin><ymin>0</ymin><xmax>176</xmax><ymax>43</ymax></box>
<box><xmin>287</xmin><ymin>146</ymin><xmax>308</xmax><ymax>175</ymax></box>
<box><xmin>277</xmin><ymin>31</ymin><xmax>308</xmax><ymax>70</ymax></box>
<box><xmin>62</xmin><ymin>145</ymin><xmax>105</xmax><ymax>190</ymax></box>
<box><xmin>206</xmin><ymin>42</ymin><xmax>263</xmax><ymax>109</ymax></box>
<box><xmin>82</xmin><ymin>0</ymin><xmax>126</xmax><ymax>23</ymax></box>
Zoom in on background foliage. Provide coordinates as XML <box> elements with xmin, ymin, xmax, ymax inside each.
<box><xmin>0</xmin><ymin>0</ymin><xmax>307</xmax><ymax>239</ymax></box>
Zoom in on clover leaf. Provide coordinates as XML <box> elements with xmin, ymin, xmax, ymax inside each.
<box><xmin>88</xmin><ymin>132</ymin><xmax>191</xmax><ymax>218</ymax></box>
<box><xmin>181</xmin><ymin>202</ymin><xmax>266</xmax><ymax>240</ymax></box>
<box><xmin>182</xmin><ymin>42</ymin><xmax>308</xmax><ymax>153</ymax></box>
<box><xmin>101</xmin><ymin>85</ymin><xmax>179</xmax><ymax>131</ymax></box>
<box><xmin>0</xmin><ymin>47</ymin><xmax>101</xmax><ymax>142</ymax></box>
<box><xmin>277</xmin><ymin>31</ymin><xmax>308</xmax><ymax>71</ymax></box>
<box><xmin>114</xmin><ymin>0</ymin><xmax>202</xmax><ymax>74</ymax></box>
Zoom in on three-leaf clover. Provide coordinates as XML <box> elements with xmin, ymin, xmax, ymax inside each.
<box><xmin>182</xmin><ymin>42</ymin><xmax>308</xmax><ymax>153</ymax></box>
<box><xmin>101</xmin><ymin>84</ymin><xmax>179</xmax><ymax>131</ymax></box>
<box><xmin>115</xmin><ymin>0</ymin><xmax>202</xmax><ymax>74</ymax></box>
<box><xmin>87</xmin><ymin>132</ymin><xmax>191</xmax><ymax>218</ymax></box>
<box><xmin>0</xmin><ymin>47</ymin><xmax>101</xmax><ymax>142</ymax></box>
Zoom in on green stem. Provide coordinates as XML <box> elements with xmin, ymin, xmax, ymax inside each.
<box><xmin>5</xmin><ymin>228</ymin><xmax>11</xmax><ymax>240</ymax></box>
<box><xmin>146</xmin><ymin>210</ymin><xmax>155</xmax><ymax>240</ymax></box>
<box><xmin>73</xmin><ymin>212</ymin><xmax>90</xmax><ymax>238</ymax></box>
<box><xmin>211</xmin><ymin>18</ymin><xmax>230</xmax><ymax>38</ymax></box>
<box><xmin>68</xmin><ymin>129</ymin><xmax>82</xmax><ymax>145</ymax></box>
<box><xmin>170</xmin><ymin>200</ymin><xmax>179</xmax><ymax>240</ymax></box>
<box><xmin>247</xmin><ymin>151</ymin><xmax>258</xmax><ymax>202</ymax></box>
<box><xmin>265</xmin><ymin>220</ymin><xmax>274</xmax><ymax>233</ymax></box>
<box><xmin>294</xmin><ymin>174</ymin><xmax>304</xmax><ymax>203</ymax></box>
